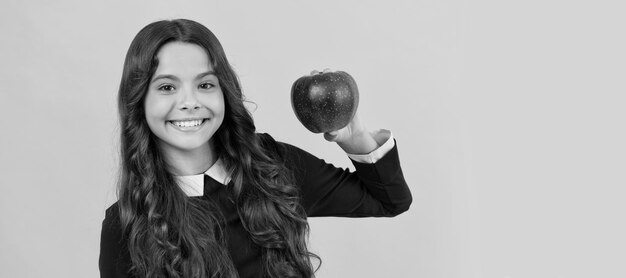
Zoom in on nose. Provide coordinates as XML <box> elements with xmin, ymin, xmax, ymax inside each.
<box><xmin>178</xmin><ymin>87</ymin><xmax>201</xmax><ymax>111</ymax></box>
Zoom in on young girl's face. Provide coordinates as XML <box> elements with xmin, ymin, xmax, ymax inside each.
<box><xmin>144</xmin><ymin>42</ymin><xmax>225</xmax><ymax>156</ymax></box>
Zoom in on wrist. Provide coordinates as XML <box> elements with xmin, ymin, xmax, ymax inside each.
<box><xmin>337</xmin><ymin>131</ymin><xmax>379</xmax><ymax>155</ymax></box>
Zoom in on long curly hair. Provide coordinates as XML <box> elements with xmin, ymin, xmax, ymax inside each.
<box><xmin>117</xmin><ymin>19</ymin><xmax>317</xmax><ymax>277</ymax></box>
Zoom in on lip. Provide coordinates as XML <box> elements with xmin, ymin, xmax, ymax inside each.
<box><xmin>168</xmin><ymin>118</ymin><xmax>209</xmax><ymax>132</ymax></box>
<box><xmin>169</xmin><ymin>117</ymin><xmax>208</xmax><ymax>122</ymax></box>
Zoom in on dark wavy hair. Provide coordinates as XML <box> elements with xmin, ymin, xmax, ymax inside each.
<box><xmin>117</xmin><ymin>19</ymin><xmax>317</xmax><ymax>278</ymax></box>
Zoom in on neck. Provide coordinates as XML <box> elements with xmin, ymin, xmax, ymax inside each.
<box><xmin>159</xmin><ymin>140</ymin><xmax>217</xmax><ymax>176</ymax></box>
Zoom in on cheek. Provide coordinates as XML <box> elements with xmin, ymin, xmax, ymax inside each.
<box><xmin>216</xmin><ymin>91</ymin><xmax>227</xmax><ymax>113</ymax></box>
<box><xmin>216</xmin><ymin>94</ymin><xmax>226</xmax><ymax>115</ymax></box>
<box><xmin>143</xmin><ymin>95</ymin><xmax>173</xmax><ymax>133</ymax></box>
<box><xmin>144</xmin><ymin>94</ymin><xmax>171</xmax><ymax>120</ymax></box>
<box><xmin>143</xmin><ymin>109</ymin><xmax>160</xmax><ymax>136</ymax></box>
<box><xmin>200</xmin><ymin>92</ymin><xmax>227</xmax><ymax>116</ymax></box>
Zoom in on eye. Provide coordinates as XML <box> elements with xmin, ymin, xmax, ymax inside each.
<box><xmin>199</xmin><ymin>82</ymin><xmax>215</xmax><ymax>90</ymax></box>
<box><xmin>158</xmin><ymin>84</ymin><xmax>175</xmax><ymax>92</ymax></box>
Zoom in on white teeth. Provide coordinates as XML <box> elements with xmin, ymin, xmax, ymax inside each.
<box><xmin>171</xmin><ymin>119</ymin><xmax>203</xmax><ymax>127</ymax></box>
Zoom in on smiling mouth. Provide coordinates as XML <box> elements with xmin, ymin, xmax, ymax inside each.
<box><xmin>168</xmin><ymin>118</ymin><xmax>208</xmax><ymax>128</ymax></box>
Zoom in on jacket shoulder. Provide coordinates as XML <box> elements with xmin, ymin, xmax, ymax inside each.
<box><xmin>102</xmin><ymin>202</ymin><xmax>122</xmax><ymax>234</ymax></box>
<box><xmin>104</xmin><ymin>202</ymin><xmax>120</xmax><ymax>219</ymax></box>
<box><xmin>256</xmin><ymin>132</ymin><xmax>288</xmax><ymax>157</ymax></box>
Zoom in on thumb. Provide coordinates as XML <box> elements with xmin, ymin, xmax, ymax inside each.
<box><xmin>323</xmin><ymin>131</ymin><xmax>338</xmax><ymax>142</ymax></box>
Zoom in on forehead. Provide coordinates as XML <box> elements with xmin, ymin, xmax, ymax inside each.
<box><xmin>154</xmin><ymin>42</ymin><xmax>213</xmax><ymax>76</ymax></box>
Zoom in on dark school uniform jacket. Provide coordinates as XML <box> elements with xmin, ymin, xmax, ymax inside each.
<box><xmin>99</xmin><ymin>133</ymin><xmax>412</xmax><ymax>278</ymax></box>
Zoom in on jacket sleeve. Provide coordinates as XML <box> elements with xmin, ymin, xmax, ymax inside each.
<box><xmin>271</xmin><ymin>135</ymin><xmax>412</xmax><ymax>218</ymax></box>
<box><xmin>99</xmin><ymin>203</ymin><xmax>134</xmax><ymax>278</ymax></box>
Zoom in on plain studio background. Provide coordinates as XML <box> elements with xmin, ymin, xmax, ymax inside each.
<box><xmin>0</xmin><ymin>0</ymin><xmax>624</xmax><ymax>277</ymax></box>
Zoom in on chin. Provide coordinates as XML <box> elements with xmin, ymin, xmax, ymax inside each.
<box><xmin>159</xmin><ymin>137</ymin><xmax>213</xmax><ymax>153</ymax></box>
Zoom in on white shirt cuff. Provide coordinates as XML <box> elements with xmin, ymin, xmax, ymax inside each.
<box><xmin>347</xmin><ymin>129</ymin><xmax>395</xmax><ymax>164</ymax></box>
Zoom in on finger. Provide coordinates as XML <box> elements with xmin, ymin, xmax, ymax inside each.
<box><xmin>323</xmin><ymin>131</ymin><xmax>338</xmax><ymax>142</ymax></box>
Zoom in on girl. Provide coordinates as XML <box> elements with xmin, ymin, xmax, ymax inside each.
<box><xmin>99</xmin><ymin>19</ymin><xmax>411</xmax><ymax>278</ymax></box>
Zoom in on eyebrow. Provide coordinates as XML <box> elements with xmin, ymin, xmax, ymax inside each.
<box><xmin>151</xmin><ymin>71</ymin><xmax>216</xmax><ymax>83</ymax></box>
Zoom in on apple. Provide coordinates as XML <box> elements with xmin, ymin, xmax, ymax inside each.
<box><xmin>291</xmin><ymin>70</ymin><xmax>359</xmax><ymax>133</ymax></box>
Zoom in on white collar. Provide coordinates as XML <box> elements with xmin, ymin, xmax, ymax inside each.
<box><xmin>175</xmin><ymin>158</ymin><xmax>231</xmax><ymax>197</ymax></box>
